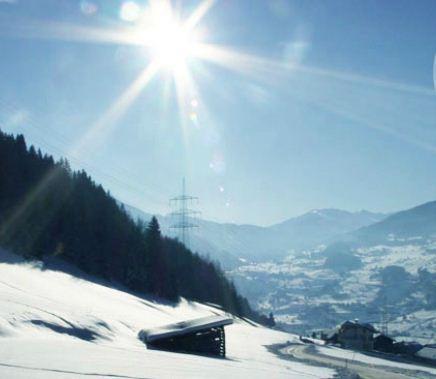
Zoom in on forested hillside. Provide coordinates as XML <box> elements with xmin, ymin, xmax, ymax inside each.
<box><xmin>0</xmin><ymin>129</ymin><xmax>269</xmax><ymax>324</ymax></box>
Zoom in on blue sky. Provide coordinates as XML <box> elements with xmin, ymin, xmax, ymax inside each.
<box><xmin>0</xmin><ymin>0</ymin><xmax>435</xmax><ymax>225</ymax></box>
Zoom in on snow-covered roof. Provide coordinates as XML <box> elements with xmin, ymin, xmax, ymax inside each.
<box><xmin>139</xmin><ymin>315</ymin><xmax>234</xmax><ymax>342</ymax></box>
<box><xmin>340</xmin><ymin>320</ymin><xmax>377</xmax><ymax>333</ymax></box>
<box><xmin>416</xmin><ymin>345</ymin><xmax>436</xmax><ymax>360</ymax></box>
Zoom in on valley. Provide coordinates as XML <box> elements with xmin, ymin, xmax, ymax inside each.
<box><xmin>127</xmin><ymin>201</ymin><xmax>436</xmax><ymax>342</ymax></box>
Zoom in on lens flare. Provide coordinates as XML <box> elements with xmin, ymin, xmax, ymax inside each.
<box><xmin>80</xmin><ymin>1</ymin><xmax>98</xmax><ymax>16</ymax></box>
<box><xmin>120</xmin><ymin>1</ymin><xmax>141</xmax><ymax>22</ymax></box>
<box><xmin>189</xmin><ymin>112</ymin><xmax>198</xmax><ymax>123</ymax></box>
<box><xmin>209</xmin><ymin>152</ymin><xmax>225</xmax><ymax>174</ymax></box>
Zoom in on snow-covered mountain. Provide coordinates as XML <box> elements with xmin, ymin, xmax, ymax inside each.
<box><xmin>350</xmin><ymin>200</ymin><xmax>436</xmax><ymax>245</ymax></box>
<box><xmin>267</xmin><ymin>208</ymin><xmax>386</xmax><ymax>253</ymax></box>
<box><xmin>123</xmin><ymin>204</ymin><xmax>386</xmax><ymax>267</ymax></box>
<box><xmin>229</xmin><ymin>200</ymin><xmax>436</xmax><ymax>342</ymax></box>
<box><xmin>0</xmin><ymin>248</ymin><xmax>333</xmax><ymax>379</ymax></box>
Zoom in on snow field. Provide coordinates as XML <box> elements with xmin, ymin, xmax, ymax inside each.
<box><xmin>0</xmin><ymin>250</ymin><xmax>334</xmax><ymax>378</ymax></box>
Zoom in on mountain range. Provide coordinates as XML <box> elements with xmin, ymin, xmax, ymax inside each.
<box><xmin>229</xmin><ymin>200</ymin><xmax>436</xmax><ymax>339</ymax></box>
<box><xmin>126</xmin><ymin>199</ymin><xmax>436</xmax><ymax>341</ymax></box>
<box><xmin>123</xmin><ymin>204</ymin><xmax>387</xmax><ymax>267</ymax></box>
<box><xmin>350</xmin><ymin>200</ymin><xmax>436</xmax><ymax>245</ymax></box>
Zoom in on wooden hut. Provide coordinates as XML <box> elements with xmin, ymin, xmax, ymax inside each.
<box><xmin>138</xmin><ymin>315</ymin><xmax>233</xmax><ymax>357</ymax></box>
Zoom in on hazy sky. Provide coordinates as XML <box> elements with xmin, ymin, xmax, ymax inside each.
<box><xmin>0</xmin><ymin>0</ymin><xmax>435</xmax><ymax>225</ymax></box>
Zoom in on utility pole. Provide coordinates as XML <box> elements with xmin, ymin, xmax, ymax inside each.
<box><xmin>380</xmin><ymin>294</ymin><xmax>389</xmax><ymax>335</ymax></box>
<box><xmin>169</xmin><ymin>178</ymin><xmax>199</xmax><ymax>248</ymax></box>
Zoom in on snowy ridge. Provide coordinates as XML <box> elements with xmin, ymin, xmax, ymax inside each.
<box><xmin>124</xmin><ymin>203</ymin><xmax>386</xmax><ymax>266</ymax></box>
<box><xmin>0</xmin><ymin>249</ymin><xmax>334</xmax><ymax>379</ymax></box>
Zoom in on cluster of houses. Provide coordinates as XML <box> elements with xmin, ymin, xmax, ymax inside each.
<box><xmin>314</xmin><ymin>319</ymin><xmax>436</xmax><ymax>365</ymax></box>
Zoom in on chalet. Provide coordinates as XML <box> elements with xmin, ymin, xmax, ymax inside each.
<box><xmin>336</xmin><ymin>320</ymin><xmax>377</xmax><ymax>351</ymax></box>
<box><xmin>374</xmin><ymin>333</ymin><xmax>395</xmax><ymax>353</ymax></box>
<box><xmin>138</xmin><ymin>315</ymin><xmax>233</xmax><ymax>357</ymax></box>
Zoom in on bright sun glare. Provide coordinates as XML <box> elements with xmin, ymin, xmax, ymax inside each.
<box><xmin>130</xmin><ymin>2</ymin><xmax>202</xmax><ymax>71</ymax></box>
<box><xmin>18</xmin><ymin>0</ymin><xmax>430</xmax><ymax>164</ymax></box>
<box><xmin>148</xmin><ymin>21</ymin><xmax>198</xmax><ymax>69</ymax></box>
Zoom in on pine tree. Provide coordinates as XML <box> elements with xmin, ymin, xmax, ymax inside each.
<box><xmin>146</xmin><ymin>217</ymin><xmax>177</xmax><ymax>299</ymax></box>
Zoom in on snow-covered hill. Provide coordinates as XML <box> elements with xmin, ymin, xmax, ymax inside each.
<box><xmin>0</xmin><ymin>249</ymin><xmax>334</xmax><ymax>379</ymax></box>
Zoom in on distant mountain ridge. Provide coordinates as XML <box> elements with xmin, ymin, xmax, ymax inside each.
<box><xmin>230</xmin><ymin>199</ymin><xmax>436</xmax><ymax>339</ymax></box>
<box><xmin>123</xmin><ymin>204</ymin><xmax>387</xmax><ymax>266</ymax></box>
<box><xmin>349</xmin><ymin>200</ymin><xmax>436</xmax><ymax>245</ymax></box>
<box><xmin>268</xmin><ymin>208</ymin><xmax>387</xmax><ymax>251</ymax></box>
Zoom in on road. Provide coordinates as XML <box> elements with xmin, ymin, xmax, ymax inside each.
<box><xmin>283</xmin><ymin>344</ymin><xmax>434</xmax><ymax>379</ymax></box>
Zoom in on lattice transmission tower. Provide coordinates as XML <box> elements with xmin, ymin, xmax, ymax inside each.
<box><xmin>380</xmin><ymin>294</ymin><xmax>389</xmax><ymax>335</ymax></box>
<box><xmin>169</xmin><ymin>178</ymin><xmax>199</xmax><ymax>248</ymax></box>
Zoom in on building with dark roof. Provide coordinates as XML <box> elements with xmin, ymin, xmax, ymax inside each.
<box><xmin>138</xmin><ymin>315</ymin><xmax>233</xmax><ymax>357</ymax></box>
<box><xmin>393</xmin><ymin>341</ymin><xmax>423</xmax><ymax>356</ymax></box>
<box><xmin>374</xmin><ymin>333</ymin><xmax>395</xmax><ymax>353</ymax></box>
<box><xmin>336</xmin><ymin>320</ymin><xmax>378</xmax><ymax>350</ymax></box>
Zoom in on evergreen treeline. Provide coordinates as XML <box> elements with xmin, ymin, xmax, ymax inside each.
<box><xmin>0</xmin><ymin>129</ymin><xmax>273</xmax><ymax>325</ymax></box>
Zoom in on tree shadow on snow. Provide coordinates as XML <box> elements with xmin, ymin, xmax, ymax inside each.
<box><xmin>28</xmin><ymin>320</ymin><xmax>104</xmax><ymax>342</ymax></box>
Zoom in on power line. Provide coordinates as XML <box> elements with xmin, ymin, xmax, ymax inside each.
<box><xmin>0</xmin><ymin>101</ymin><xmax>168</xmax><ymax>207</ymax></box>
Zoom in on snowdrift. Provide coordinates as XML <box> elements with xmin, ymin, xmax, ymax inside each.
<box><xmin>0</xmin><ymin>249</ymin><xmax>333</xmax><ymax>378</ymax></box>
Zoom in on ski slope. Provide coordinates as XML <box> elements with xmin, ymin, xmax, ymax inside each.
<box><xmin>0</xmin><ymin>249</ymin><xmax>334</xmax><ymax>378</ymax></box>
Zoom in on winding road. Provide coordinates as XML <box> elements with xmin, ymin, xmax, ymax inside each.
<box><xmin>283</xmin><ymin>344</ymin><xmax>435</xmax><ymax>379</ymax></box>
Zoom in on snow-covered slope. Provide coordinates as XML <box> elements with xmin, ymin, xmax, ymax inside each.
<box><xmin>0</xmin><ymin>249</ymin><xmax>334</xmax><ymax>379</ymax></box>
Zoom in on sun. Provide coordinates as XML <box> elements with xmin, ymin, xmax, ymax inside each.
<box><xmin>135</xmin><ymin>3</ymin><xmax>201</xmax><ymax>71</ymax></box>
<box><xmin>148</xmin><ymin>20</ymin><xmax>198</xmax><ymax>69</ymax></box>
